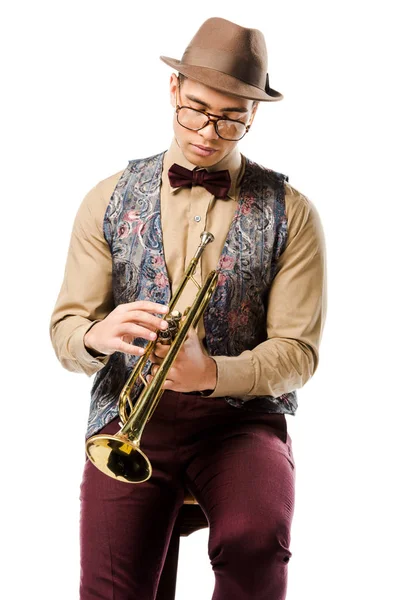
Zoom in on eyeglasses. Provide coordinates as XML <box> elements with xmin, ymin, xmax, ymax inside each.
<box><xmin>175</xmin><ymin>104</ymin><xmax>251</xmax><ymax>141</ymax></box>
<box><xmin>175</xmin><ymin>80</ymin><xmax>252</xmax><ymax>141</ymax></box>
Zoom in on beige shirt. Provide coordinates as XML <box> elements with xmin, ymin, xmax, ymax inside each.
<box><xmin>49</xmin><ymin>137</ymin><xmax>327</xmax><ymax>398</ymax></box>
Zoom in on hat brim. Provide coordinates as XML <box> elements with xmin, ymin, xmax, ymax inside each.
<box><xmin>160</xmin><ymin>56</ymin><xmax>283</xmax><ymax>102</ymax></box>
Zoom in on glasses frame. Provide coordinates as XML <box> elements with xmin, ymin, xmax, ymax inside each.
<box><xmin>175</xmin><ymin>79</ymin><xmax>252</xmax><ymax>141</ymax></box>
<box><xmin>175</xmin><ymin>105</ymin><xmax>251</xmax><ymax>141</ymax></box>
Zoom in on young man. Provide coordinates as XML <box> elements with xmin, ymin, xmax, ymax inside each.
<box><xmin>50</xmin><ymin>16</ymin><xmax>327</xmax><ymax>600</ymax></box>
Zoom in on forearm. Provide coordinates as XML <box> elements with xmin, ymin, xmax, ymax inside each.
<box><xmin>50</xmin><ymin>317</ymin><xmax>110</xmax><ymax>376</ymax></box>
<box><xmin>209</xmin><ymin>338</ymin><xmax>317</xmax><ymax>398</ymax></box>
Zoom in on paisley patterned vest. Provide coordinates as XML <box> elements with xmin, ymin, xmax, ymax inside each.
<box><xmin>86</xmin><ymin>151</ymin><xmax>298</xmax><ymax>438</ymax></box>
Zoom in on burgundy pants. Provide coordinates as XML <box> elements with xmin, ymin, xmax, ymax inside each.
<box><xmin>79</xmin><ymin>390</ymin><xmax>296</xmax><ymax>600</ymax></box>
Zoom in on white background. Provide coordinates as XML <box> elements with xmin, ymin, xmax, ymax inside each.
<box><xmin>1</xmin><ymin>1</ymin><xmax>399</xmax><ymax>598</ymax></box>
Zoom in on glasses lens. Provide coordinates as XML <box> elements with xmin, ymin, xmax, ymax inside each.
<box><xmin>177</xmin><ymin>107</ymin><xmax>208</xmax><ymax>130</ymax></box>
<box><xmin>216</xmin><ymin>120</ymin><xmax>247</xmax><ymax>141</ymax></box>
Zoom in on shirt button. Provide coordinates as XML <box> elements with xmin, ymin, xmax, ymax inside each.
<box><xmin>194</xmin><ymin>215</ymin><xmax>201</xmax><ymax>223</ymax></box>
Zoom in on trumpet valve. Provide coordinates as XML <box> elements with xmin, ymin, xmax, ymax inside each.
<box><xmin>158</xmin><ymin>329</ymin><xmax>172</xmax><ymax>345</ymax></box>
<box><xmin>157</xmin><ymin>310</ymin><xmax>183</xmax><ymax>344</ymax></box>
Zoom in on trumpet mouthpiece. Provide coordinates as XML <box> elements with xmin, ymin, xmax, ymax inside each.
<box><xmin>200</xmin><ymin>231</ymin><xmax>214</xmax><ymax>246</ymax></box>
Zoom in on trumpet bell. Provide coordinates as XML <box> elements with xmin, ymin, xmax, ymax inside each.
<box><xmin>85</xmin><ymin>435</ymin><xmax>152</xmax><ymax>483</ymax></box>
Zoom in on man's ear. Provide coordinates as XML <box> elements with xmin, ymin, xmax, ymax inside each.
<box><xmin>249</xmin><ymin>101</ymin><xmax>259</xmax><ymax>126</ymax></box>
<box><xmin>169</xmin><ymin>73</ymin><xmax>178</xmax><ymax>108</ymax></box>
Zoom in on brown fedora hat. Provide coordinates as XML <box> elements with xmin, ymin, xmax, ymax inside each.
<box><xmin>160</xmin><ymin>17</ymin><xmax>283</xmax><ymax>102</ymax></box>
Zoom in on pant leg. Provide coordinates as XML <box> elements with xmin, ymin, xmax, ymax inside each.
<box><xmin>184</xmin><ymin>404</ymin><xmax>296</xmax><ymax>600</ymax></box>
<box><xmin>154</xmin><ymin>521</ymin><xmax>180</xmax><ymax>600</ymax></box>
<box><xmin>79</xmin><ymin>404</ymin><xmax>185</xmax><ymax>600</ymax></box>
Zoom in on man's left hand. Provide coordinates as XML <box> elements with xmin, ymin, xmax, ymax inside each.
<box><xmin>146</xmin><ymin>325</ymin><xmax>217</xmax><ymax>393</ymax></box>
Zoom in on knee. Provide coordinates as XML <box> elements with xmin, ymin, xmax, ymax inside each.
<box><xmin>209</xmin><ymin>517</ymin><xmax>292</xmax><ymax>567</ymax></box>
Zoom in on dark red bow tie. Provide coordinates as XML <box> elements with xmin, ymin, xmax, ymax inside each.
<box><xmin>168</xmin><ymin>163</ymin><xmax>231</xmax><ymax>199</ymax></box>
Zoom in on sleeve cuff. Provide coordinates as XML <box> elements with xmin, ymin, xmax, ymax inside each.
<box><xmin>69</xmin><ymin>321</ymin><xmax>111</xmax><ymax>375</ymax></box>
<box><xmin>208</xmin><ymin>351</ymin><xmax>255</xmax><ymax>397</ymax></box>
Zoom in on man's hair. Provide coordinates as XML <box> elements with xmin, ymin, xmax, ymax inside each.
<box><xmin>178</xmin><ymin>72</ymin><xmax>258</xmax><ymax>108</ymax></box>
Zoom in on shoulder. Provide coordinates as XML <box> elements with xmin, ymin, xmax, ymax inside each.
<box><xmin>284</xmin><ymin>181</ymin><xmax>314</xmax><ymax>221</ymax></box>
<box><xmin>95</xmin><ymin>168</ymin><xmax>126</xmax><ymax>201</ymax></box>
<box><xmin>79</xmin><ymin>149</ymin><xmax>165</xmax><ymax>219</ymax></box>
<box><xmin>283</xmin><ymin>182</ymin><xmax>325</xmax><ymax>252</ymax></box>
<box><xmin>86</xmin><ymin>148</ymin><xmax>165</xmax><ymax>206</ymax></box>
<box><xmin>73</xmin><ymin>168</ymin><xmax>126</xmax><ymax>236</ymax></box>
<box><xmin>241</xmin><ymin>154</ymin><xmax>325</xmax><ymax>250</ymax></box>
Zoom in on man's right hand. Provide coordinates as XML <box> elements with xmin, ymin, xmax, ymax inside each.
<box><xmin>84</xmin><ymin>301</ymin><xmax>170</xmax><ymax>357</ymax></box>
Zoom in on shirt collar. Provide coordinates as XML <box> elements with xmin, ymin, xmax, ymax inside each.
<box><xmin>162</xmin><ymin>136</ymin><xmax>244</xmax><ymax>200</ymax></box>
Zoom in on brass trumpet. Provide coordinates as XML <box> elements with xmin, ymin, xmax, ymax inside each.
<box><xmin>85</xmin><ymin>232</ymin><xmax>218</xmax><ymax>483</ymax></box>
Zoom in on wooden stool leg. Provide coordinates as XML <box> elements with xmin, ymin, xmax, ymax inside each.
<box><xmin>155</xmin><ymin>520</ymin><xmax>181</xmax><ymax>600</ymax></box>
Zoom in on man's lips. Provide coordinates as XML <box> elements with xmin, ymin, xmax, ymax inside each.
<box><xmin>192</xmin><ymin>144</ymin><xmax>218</xmax><ymax>154</ymax></box>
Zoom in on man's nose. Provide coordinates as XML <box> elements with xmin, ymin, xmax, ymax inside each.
<box><xmin>199</xmin><ymin>120</ymin><xmax>219</xmax><ymax>141</ymax></box>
